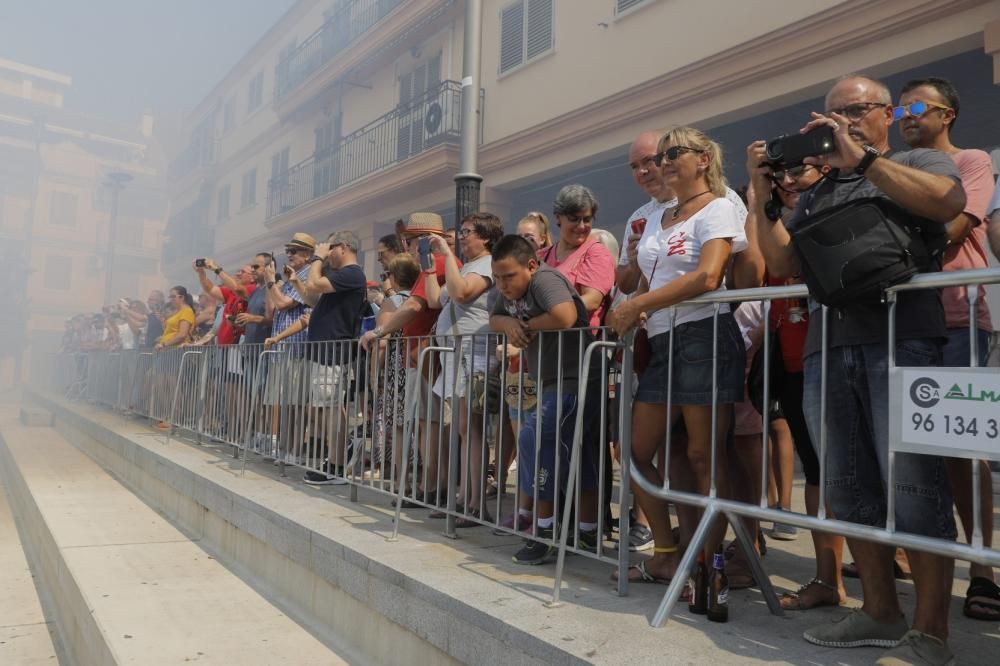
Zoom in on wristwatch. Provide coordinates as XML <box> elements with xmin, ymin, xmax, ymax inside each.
<box><xmin>854</xmin><ymin>145</ymin><xmax>881</xmax><ymax>175</ymax></box>
<box><xmin>309</xmin><ymin>256</ymin><xmax>323</xmax><ymax>263</ymax></box>
<box><xmin>266</xmin><ymin>281</ymin><xmax>275</xmax><ymax>290</ymax></box>
<box><xmin>372</xmin><ymin>326</ymin><xmax>384</xmax><ymax>339</ymax></box>
<box><xmin>213</xmin><ymin>267</ymin><xmax>223</xmax><ymax>275</ymax></box>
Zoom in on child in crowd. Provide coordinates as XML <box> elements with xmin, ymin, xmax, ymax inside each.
<box><xmin>489</xmin><ymin>235</ymin><xmax>602</xmax><ymax>565</ymax></box>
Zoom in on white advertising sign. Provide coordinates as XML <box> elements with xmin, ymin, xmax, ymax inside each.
<box><xmin>890</xmin><ymin>368</ymin><xmax>1000</xmax><ymax>461</ymax></box>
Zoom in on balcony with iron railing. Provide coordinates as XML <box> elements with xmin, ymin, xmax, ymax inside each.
<box><xmin>267</xmin><ymin>80</ymin><xmax>481</xmax><ymax>220</ymax></box>
<box><xmin>275</xmin><ymin>0</ymin><xmax>404</xmax><ymax>102</ymax></box>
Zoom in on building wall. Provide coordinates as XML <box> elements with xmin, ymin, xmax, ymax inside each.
<box><xmin>166</xmin><ymin>0</ymin><xmax>1000</xmax><ymax>283</ymax></box>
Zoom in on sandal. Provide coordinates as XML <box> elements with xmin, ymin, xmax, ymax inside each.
<box><xmin>455</xmin><ymin>507</ymin><xmax>493</xmax><ymax>528</ymax></box>
<box><xmin>964</xmin><ymin>576</ymin><xmax>1000</xmax><ymax>621</ymax></box>
<box><xmin>779</xmin><ymin>578</ymin><xmax>842</xmax><ymax>611</ymax></box>
<box><xmin>622</xmin><ymin>561</ymin><xmax>673</xmax><ymax>585</ymax></box>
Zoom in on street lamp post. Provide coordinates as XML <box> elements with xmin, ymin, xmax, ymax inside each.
<box><xmin>454</xmin><ymin>0</ymin><xmax>483</xmax><ymax>257</ymax></box>
<box><xmin>103</xmin><ymin>172</ymin><xmax>133</xmax><ymax>305</ymax></box>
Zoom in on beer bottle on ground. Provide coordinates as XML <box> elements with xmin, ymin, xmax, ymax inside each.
<box><xmin>689</xmin><ymin>551</ymin><xmax>708</xmax><ymax>615</ymax></box>
<box><xmin>707</xmin><ymin>545</ymin><xmax>729</xmax><ymax>622</ymax></box>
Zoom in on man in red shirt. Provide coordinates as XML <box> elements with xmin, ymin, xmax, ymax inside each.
<box><xmin>360</xmin><ymin>212</ymin><xmax>459</xmax><ymax>505</ymax></box>
<box><xmin>195</xmin><ymin>257</ymin><xmax>258</xmax><ymax>441</ymax></box>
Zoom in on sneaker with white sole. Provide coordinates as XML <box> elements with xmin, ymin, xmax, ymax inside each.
<box><xmin>628</xmin><ymin>524</ymin><xmax>655</xmax><ymax>552</ymax></box>
<box><xmin>875</xmin><ymin>630</ymin><xmax>954</xmax><ymax>666</ymax></box>
<box><xmin>804</xmin><ymin>608</ymin><xmax>908</xmax><ymax>648</ymax></box>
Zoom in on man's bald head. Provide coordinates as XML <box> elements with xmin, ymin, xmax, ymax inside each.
<box><xmin>825</xmin><ymin>75</ymin><xmax>891</xmax><ymax>108</ymax></box>
<box><xmin>825</xmin><ymin>75</ymin><xmax>893</xmax><ymax>150</ymax></box>
<box><xmin>628</xmin><ymin>129</ymin><xmax>672</xmax><ymax>202</ymax></box>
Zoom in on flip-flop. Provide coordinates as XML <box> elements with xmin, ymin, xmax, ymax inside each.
<box><xmin>622</xmin><ymin>561</ymin><xmax>672</xmax><ymax>585</ymax></box>
<box><xmin>964</xmin><ymin>576</ymin><xmax>1000</xmax><ymax>621</ymax></box>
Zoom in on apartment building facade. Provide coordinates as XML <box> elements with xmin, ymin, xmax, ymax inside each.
<box><xmin>0</xmin><ymin>58</ymin><xmax>169</xmax><ymax>383</ymax></box>
<box><xmin>163</xmin><ymin>0</ymin><xmax>1000</xmax><ymax>290</ymax></box>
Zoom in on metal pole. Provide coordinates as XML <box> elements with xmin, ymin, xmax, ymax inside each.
<box><xmin>454</xmin><ymin>0</ymin><xmax>483</xmax><ymax>250</ymax></box>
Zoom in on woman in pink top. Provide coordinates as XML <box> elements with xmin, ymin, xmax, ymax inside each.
<box><xmin>538</xmin><ymin>184</ymin><xmax>616</xmax><ymax>328</ymax></box>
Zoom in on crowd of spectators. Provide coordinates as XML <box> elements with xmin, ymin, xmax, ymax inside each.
<box><xmin>59</xmin><ymin>72</ymin><xmax>1000</xmax><ymax>666</ymax></box>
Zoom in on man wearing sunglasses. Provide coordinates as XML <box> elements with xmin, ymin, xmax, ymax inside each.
<box><xmin>897</xmin><ymin>77</ymin><xmax>999</xmax><ymax>626</ymax></box>
<box><xmin>748</xmin><ymin>75</ymin><xmax>966</xmax><ymax>666</ymax></box>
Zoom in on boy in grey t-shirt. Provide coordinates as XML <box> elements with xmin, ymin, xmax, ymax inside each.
<box><xmin>490</xmin><ymin>235</ymin><xmax>601</xmax><ymax>565</ymax></box>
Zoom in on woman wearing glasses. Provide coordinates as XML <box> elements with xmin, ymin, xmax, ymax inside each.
<box><xmin>424</xmin><ymin>213</ymin><xmax>505</xmax><ymax>526</ymax></box>
<box><xmin>606</xmin><ymin>127</ymin><xmax>747</xmax><ymax>584</ymax></box>
<box><xmin>540</xmin><ymin>185</ymin><xmax>616</xmax><ymax>328</ymax></box>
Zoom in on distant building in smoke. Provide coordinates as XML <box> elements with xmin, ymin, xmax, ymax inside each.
<box><xmin>0</xmin><ymin>57</ymin><xmax>168</xmax><ymax>383</ymax></box>
<box><xmin>163</xmin><ymin>0</ymin><xmax>1000</xmax><ymax>297</ymax></box>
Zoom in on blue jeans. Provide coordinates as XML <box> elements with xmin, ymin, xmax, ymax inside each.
<box><xmin>802</xmin><ymin>339</ymin><xmax>957</xmax><ymax>540</ymax></box>
<box><xmin>517</xmin><ymin>387</ymin><xmax>599</xmax><ymax>502</ymax></box>
<box><xmin>941</xmin><ymin>327</ymin><xmax>991</xmax><ymax>368</ymax></box>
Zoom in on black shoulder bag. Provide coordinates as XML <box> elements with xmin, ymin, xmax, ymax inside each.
<box><xmin>789</xmin><ymin>196</ymin><xmax>946</xmax><ymax>308</ymax></box>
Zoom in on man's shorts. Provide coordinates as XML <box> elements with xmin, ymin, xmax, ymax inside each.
<box><xmin>264</xmin><ymin>356</ymin><xmax>308</xmax><ymax>406</ymax></box>
<box><xmin>308</xmin><ymin>362</ymin><xmax>345</xmax><ymax>407</ymax></box>
<box><xmin>405</xmin><ymin>366</ymin><xmax>451</xmax><ymax>424</ymax></box>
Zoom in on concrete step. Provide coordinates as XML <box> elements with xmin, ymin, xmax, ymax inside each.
<box><xmin>0</xmin><ymin>415</ymin><xmax>347</xmax><ymax>665</ymax></box>
<box><xmin>0</xmin><ymin>475</ymin><xmax>62</xmax><ymax>665</ymax></box>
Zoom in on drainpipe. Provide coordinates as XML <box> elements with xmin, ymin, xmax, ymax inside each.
<box><xmin>454</xmin><ymin>0</ymin><xmax>482</xmax><ymax>261</ymax></box>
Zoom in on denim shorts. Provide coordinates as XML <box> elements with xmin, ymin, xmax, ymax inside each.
<box><xmin>517</xmin><ymin>385</ymin><xmax>600</xmax><ymax>502</ymax></box>
<box><xmin>635</xmin><ymin>313</ymin><xmax>746</xmax><ymax>406</ymax></box>
<box><xmin>802</xmin><ymin>338</ymin><xmax>957</xmax><ymax>540</ymax></box>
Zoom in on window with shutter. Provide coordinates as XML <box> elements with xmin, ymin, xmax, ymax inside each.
<box><xmin>499</xmin><ymin>2</ymin><xmax>525</xmax><ymax>74</ymax></box>
<box><xmin>615</xmin><ymin>0</ymin><xmax>652</xmax><ymax>16</ymax></box>
<box><xmin>525</xmin><ymin>0</ymin><xmax>552</xmax><ymax>60</ymax></box>
<box><xmin>500</xmin><ymin>0</ymin><xmax>552</xmax><ymax>75</ymax></box>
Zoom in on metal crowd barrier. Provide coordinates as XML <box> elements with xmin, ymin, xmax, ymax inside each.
<box><xmin>36</xmin><ymin>265</ymin><xmax>1000</xmax><ymax>630</ymax></box>
<box><xmin>593</xmin><ymin>266</ymin><xmax>1000</xmax><ymax>626</ymax></box>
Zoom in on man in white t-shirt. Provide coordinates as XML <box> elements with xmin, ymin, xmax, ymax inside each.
<box><xmin>616</xmin><ymin>130</ymin><xmax>675</xmax><ymax>296</ymax></box>
<box><xmin>616</xmin><ymin>132</ymin><xmax>749</xmax><ymax>296</ymax></box>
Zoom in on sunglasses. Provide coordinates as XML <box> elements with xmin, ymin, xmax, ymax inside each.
<box><xmin>250</xmin><ymin>265</ymin><xmax>261</xmax><ymax>270</ymax></box>
<box><xmin>285</xmin><ymin>248</ymin><xmax>307</xmax><ymax>256</ymax></box>
<box><xmin>892</xmin><ymin>100</ymin><xmax>950</xmax><ymax>122</ymax></box>
<box><xmin>562</xmin><ymin>214</ymin><xmax>594</xmax><ymax>227</ymax></box>
<box><xmin>652</xmin><ymin>146</ymin><xmax>704</xmax><ymax>166</ymax></box>
<box><xmin>826</xmin><ymin>102</ymin><xmax>888</xmax><ymax>122</ymax></box>
<box><xmin>772</xmin><ymin>165</ymin><xmax>811</xmax><ymax>181</ymax></box>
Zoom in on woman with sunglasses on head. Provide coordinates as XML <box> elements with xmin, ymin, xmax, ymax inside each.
<box><xmin>606</xmin><ymin>127</ymin><xmax>747</xmax><ymax>584</ymax></box>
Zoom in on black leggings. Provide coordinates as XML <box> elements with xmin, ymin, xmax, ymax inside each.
<box><xmin>778</xmin><ymin>371</ymin><xmax>820</xmax><ymax>487</ymax></box>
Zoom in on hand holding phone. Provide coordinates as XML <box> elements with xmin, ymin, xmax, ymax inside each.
<box><xmin>418</xmin><ymin>237</ymin><xmax>434</xmax><ymax>271</ymax></box>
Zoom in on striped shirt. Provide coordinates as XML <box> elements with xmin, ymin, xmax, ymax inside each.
<box><xmin>271</xmin><ymin>265</ymin><xmax>312</xmax><ymax>344</ymax></box>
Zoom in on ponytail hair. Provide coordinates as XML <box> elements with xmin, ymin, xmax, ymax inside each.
<box><xmin>172</xmin><ymin>285</ymin><xmax>195</xmax><ymax>310</ymax></box>
<box><xmin>658</xmin><ymin>126</ymin><xmax>728</xmax><ymax>198</ymax></box>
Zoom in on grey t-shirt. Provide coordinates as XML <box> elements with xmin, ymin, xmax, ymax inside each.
<box><xmin>436</xmin><ymin>253</ymin><xmax>493</xmax><ymax>337</ymax></box>
<box><xmin>490</xmin><ymin>264</ymin><xmax>592</xmax><ymax>391</ymax></box>
<box><xmin>243</xmin><ymin>285</ymin><xmax>269</xmax><ymax>345</ymax></box>
<box><xmin>786</xmin><ymin>148</ymin><xmax>959</xmax><ymax>357</ymax></box>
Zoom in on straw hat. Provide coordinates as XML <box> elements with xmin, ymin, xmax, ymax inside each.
<box><xmin>402</xmin><ymin>212</ymin><xmax>445</xmax><ymax>236</ymax></box>
<box><xmin>285</xmin><ymin>232</ymin><xmax>316</xmax><ymax>250</ymax></box>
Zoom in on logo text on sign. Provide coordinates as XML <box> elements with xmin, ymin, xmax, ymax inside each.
<box><xmin>895</xmin><ymin>368</ymin><xmax>1000</xmax><ymax>460</ymax></box>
